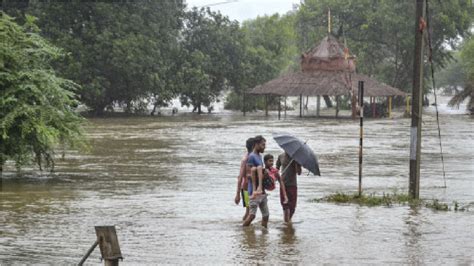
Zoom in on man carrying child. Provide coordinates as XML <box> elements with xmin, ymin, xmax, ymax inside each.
<box><xmin>243</xmin><ymin>135</ymin><xmax>269</xmax><ymax>227</ymax></box>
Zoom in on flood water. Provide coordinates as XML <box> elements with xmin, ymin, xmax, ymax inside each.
<box><xmin>1</xmin><ymin>99</ymin><xmax>473</xmax><ymax>264</ymax></box>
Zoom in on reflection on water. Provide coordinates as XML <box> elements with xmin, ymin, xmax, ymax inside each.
<box><xmin>404</xmin><ymin>206</ymin><xmax>425</xmax><ymax>265</ymax></box>
<box><xmin>1</xmin><ymin>98</ymin><xmax>473</xmax><ymax>264</ymax></box>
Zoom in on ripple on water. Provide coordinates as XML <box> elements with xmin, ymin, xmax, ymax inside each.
<box><xmin>1</xmin><ymin>99</ymin><xmax>473</xmax><ymax>264</ymax></box>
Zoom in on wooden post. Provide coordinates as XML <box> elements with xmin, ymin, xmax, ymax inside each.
<box><xmin>406</xmin><ymin>95</ymin><xmax>411</xmax><ymax>115</ymax></box>
<box><xmin>358</xmin><ymin>81</ymin><xmax>364</xmax><ymax>196</ymax></box>
<box><xmin>316</xmin><ymin>95</ymin><xmax>321</xmax><ymax>117</ymax></box>
<box><xmin>79</xmin><ymin>241</ymin><xmax>99</xmax><ymax>266</ymax></box>
<box><xmin>299</xmin><ymin>94</ymin><xmax>303</xmax><ymax>118</ymax></box>
<box><xmin>284</xmin><ymin>97</ymin><xmax>287</xmax><ymax>117</ymax></box>
<box><xmin>95</xmin><ymin>226</ymin><xmax>123</xmax><ymax>266</ymax></box>
<box><xmin>278</xmin><ymin>96</ymin><xmax>281</xmax><ymax>120</ymax></box>
<box><xmin>335</xmin><ymin>95</ymin><xmax>340</xmax><ymax>118</ymax></box>
<box><xmin>409</xmin><ymin>0</ymin><xmax>426</xmax><ymax>199</ymax></box>
<box><xmin>371</xmin><ymin>97</ymin><xmax>376</xmax><ymax>118</ymax></box>
<box><xmin>388</xmin><ymin>96</ymin><xmax>392</xmax><ymax>118</ymax></box>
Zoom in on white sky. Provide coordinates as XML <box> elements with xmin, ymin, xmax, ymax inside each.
<box><xmin>185</xmin><ymin>0</ymin><xmax>301</xmax><ymax>22</ymax></box>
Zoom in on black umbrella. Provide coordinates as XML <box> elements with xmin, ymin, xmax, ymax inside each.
<box><xmin>272</xmin><ymin>133</ymin><xmax>320</xmax><ymax>176</ymax></box>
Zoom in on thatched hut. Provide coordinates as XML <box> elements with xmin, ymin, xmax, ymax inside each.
<box><xmin>248</xmin><ymin>34</ymin><xmax>406</xmax><ymax>118</ymax></box>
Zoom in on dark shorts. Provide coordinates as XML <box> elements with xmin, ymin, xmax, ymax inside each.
<box><xmin>281</xmin><ymin>186</ymin><xmax>297</xmax><ymax>212</ymax></box>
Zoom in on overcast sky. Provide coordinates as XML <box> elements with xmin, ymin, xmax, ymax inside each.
<box><xmin>185</xmin><ymin>0</ymin><xmax>301</xmax><ymax>22</ymax></box>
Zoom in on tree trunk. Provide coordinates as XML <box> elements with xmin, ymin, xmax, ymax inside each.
<box><xmin>323</xmin><ymin>95</ymin><xmax>333</xmax><ymax>108</ymax></box>
<box><xmin>93</xmin><ymin>103</ymin><xmax>106</xmax><ymax>116</ymax></box>
<box><xmin>150</xmin><ymin>101</ymin><xmax>158</xmax><ymax>116</ymax></box>
<box><xmin>125</xmin><ymin>100</ymin><xmax>132</xmax><ymax>114</ymax></box>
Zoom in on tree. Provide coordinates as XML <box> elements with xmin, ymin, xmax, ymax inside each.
<box><xmin>0</xmin><ymin>14</ymin><xmax>87</xmax><ymax>172</ymax></box>
<box><xmin>295</xmin><ymin>0</ymin><xmax>473</xmax><ymax>91</ymax></box>
<box><xmin>179</xmin><ymin>7</ymin><xmax>244</xmax><ymax>113</ymax></box>
<box><xmin>177</xmin><ymin>51</ymin><xmax>212</xmax><ymax>114</ymax></box>
<box><xmin>224</xmin><ymin>13</ymin><xmax>300</xmax><ymax>111</ymax></box>
<box><xmin>29</xmin><ymin>1</ymin><xmax>185</xmax><ymax>115</ymax></box>
<box><xmin>448</xmin><ymin>36</ymin><xmax>474</xmax><ymax>113</ymax></box>
<box><xmin>437</xmin><ymin>51</ymin><xmax>466</xmax><ymax>94</ymax></box>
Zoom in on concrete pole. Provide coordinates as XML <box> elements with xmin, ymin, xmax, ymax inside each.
<box><xmin>409</xmin><ymin>0</ymin><xmax>426</xmax><ymax>199</ymax></box>
<box><xmin>358</xmin><ymin>81</ymin><xmax>364</xmax><ymax>196</ymax></box>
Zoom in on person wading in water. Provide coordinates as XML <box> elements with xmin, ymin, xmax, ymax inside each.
<box><xmin>234</xmin><ymin>138</ymin><xmax>254</xmax><ymax>221</ymax></box>
<box><xmin>243</xmin><ymin>135</ymin><xmax>269</xmax><ymax>228</ymax></box>
<box><xmin>276</xmin><ymin>152</ymin><xmax>301</xmax><ymax>223</ymax></box>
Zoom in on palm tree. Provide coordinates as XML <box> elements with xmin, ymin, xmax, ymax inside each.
<box><xmin>448</xmin><ymin>82</ymin><xmax>473</xmax><ymax>114</ymax></box>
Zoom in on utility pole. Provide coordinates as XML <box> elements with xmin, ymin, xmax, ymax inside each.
<box><xmin>358</xmin><ymin>81</ymin><xmax>364</xmax><ymax>197</ymax></box>
<box><xmin>409</xmin><ymin>0</ymin><xmax>426</xmax><ymax>199</ymax></box>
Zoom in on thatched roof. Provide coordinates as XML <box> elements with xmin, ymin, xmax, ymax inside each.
<box><xmin>301</xmin><ymin>35</ymin><xmax>356</xmax><ymax>72</ymax></box>
<box><xmin>249</xmin><ymin>71</ymin><xmax>406</xmax><ymax>97</ymax></box>
<box><xmin>353</xmin><ymin>73</ymin><xmax>406</xmax><ymax>97</ymax></box>
<box><xmin>250</xmin><ymin>34</ymin><xmax>405</xmax><ymax>98</ymax></box>
<box><xmin>246</xmin><ymin>34</ymin><xmax>405</xmax><ymax>97</ymax></box>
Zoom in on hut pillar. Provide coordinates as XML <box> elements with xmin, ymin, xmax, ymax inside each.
<box><xmin>316</xmin><ymin>95</ymin><xmax>321</xmax><ymax>117</ymax></box>
<box><xmin>371</xmin><ymin>97</ymin><xmax>376</xmax><ymax>118</ymax></box>
<box><xmin>351</xmin><ymin>93</ymin><xmax>357</xmax><ymax>119</ymax></box>
<box><xmin>388</xmin><ymin>96</ymin><xmax>392</xmax><ymax>118</ymax></box>
<box><xmin>299</xmin><ymin>94</ymin><xmax>303</xmax><ymax>118</ymax></box>
<box><xmin>335</xmin><ymin>96</ymin><xmax>340</xmax><ymax>118</ymax></box>
<box><xmin>278</xmin><ymin>96</ymin><xmax>281</xmax><ymax>120</ymax></box>
<box><xmin>264</xmin><ymin>95</ymin><xmax>268</xmax><ymax>117</ymax></box>
<box><xmin>242</xmin><ymin>93</ymin><xmax>246</xmax><ymax>116</ymax></box>
<box><xmin>406</xmin><ymin>95</ymin><xmax>411</xmax><ymax>115</ymax></box>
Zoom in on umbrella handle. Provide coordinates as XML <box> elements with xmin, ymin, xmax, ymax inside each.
<box><xmin>280</xmin><ymin>158</ymin><xmax>295</xmax><ymax>176</ymax></box>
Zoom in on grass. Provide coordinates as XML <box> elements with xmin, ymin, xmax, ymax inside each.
<box><xmin>312</xmin><ymin>191</ymin><xmax>469</xmax><ymax>212</ymax></box>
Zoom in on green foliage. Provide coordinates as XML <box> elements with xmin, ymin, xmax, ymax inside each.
<box><xmin>0</xmin><ymin>13</ymin><xmax>87</xmax><ymax>171</ymax></box>
<box><xmin>437</xmin><ymin>51</ymin><xmax>466</xmax><ymax>94</ymax></box>
<box><xmin>4</xmin><ymin>1</ymin><xmax>471</xmax><ymax>116</ymax></box>
<box><xmin>224</xmin><ymin>91</ymin><xmax>281</xmax><ymax>112</ymax></box>
<box><xmin>314</xmin><ymin>192</ymin><xmax>414</xmax><ymax>207</ymax></box>
<box><xmin>296</xmin><ymin>0</ymin><xmax>473</xmax><ymax>91</ymax></box>
<box><xmin>314</xmin><ymin>191</ymin><xmax>469</xmax><ymax>212</ymax></box>
<box><xmin>425</xmin><ymin>199</ymin><xmax>449</xmax><ymax>211</ymax></box>
<box><xmin>178</xmin><ymin>7</ymin><xmax>246</xmax><ymax>113</ymax></box>
<box><xmin>448</xmin><ymin>36</ymin><xmax>474</xmax><ymax>112</ymax></box>
<box><xmin>225</xmin><ymin>13</ymin><xmax>299</xmax><ymax>111</ymax></box>
<box><xmin>28</xmin><ymin>1</ymin><xmax>185</xmax><ymax>115</ymax></box>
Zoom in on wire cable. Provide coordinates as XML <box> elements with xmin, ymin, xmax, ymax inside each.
<box><xmin>425</xmin><ymin>0</ymin><xmax>447</xmax><ymax>188</ymax></box>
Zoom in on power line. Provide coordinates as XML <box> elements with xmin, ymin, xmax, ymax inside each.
<box><xmin>197</xmin><ymin>0</ymin><xmax>238</xmax><ymax>8</ymax></box>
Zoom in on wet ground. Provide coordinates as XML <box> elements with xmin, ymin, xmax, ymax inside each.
<box><xmin>1</xmin><ymin>98</ymin><xmax>473</xmax><ymax>264</ymax></box>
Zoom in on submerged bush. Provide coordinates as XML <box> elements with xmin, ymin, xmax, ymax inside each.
<box><xmin>313</xmin><ymin>192</ymin><xmax>465</xmax><ymax>212</ymax></box>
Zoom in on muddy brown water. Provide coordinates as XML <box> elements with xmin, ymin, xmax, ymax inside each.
<box><xmin>1</xmin><ymin>103</ymin><xmax>473</xmax><ymax>264</ymax></box>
